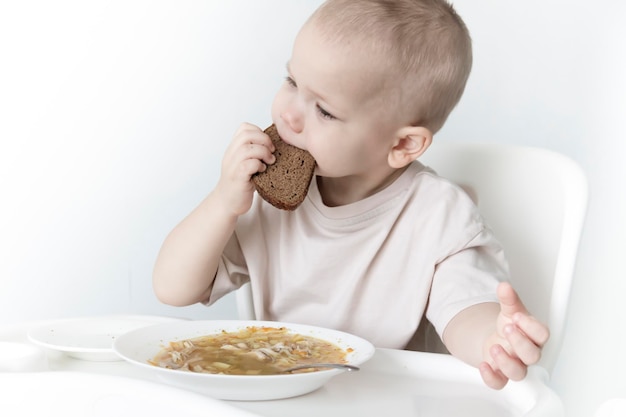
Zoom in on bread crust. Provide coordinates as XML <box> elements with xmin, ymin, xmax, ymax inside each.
<box><xmin>251</xmin><ymin>125</ymin><xmax>316</xmax><ymax>210</ymax></box>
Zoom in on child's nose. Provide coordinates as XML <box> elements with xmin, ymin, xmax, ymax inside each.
<box><xmin>280</xmin><ymin>109</ymin><xmax>304</xmax><ymax>134</ymax></box>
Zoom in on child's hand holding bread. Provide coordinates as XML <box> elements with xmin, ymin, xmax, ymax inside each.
<box><xmin>216</xmin><ymin>123</ymin><xmax>315</xmax><ymax>217</ymax></box>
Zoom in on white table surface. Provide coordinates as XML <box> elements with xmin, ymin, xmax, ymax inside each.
<box><xmin>0</xmin><ymin>318</ymin><xmax>564</xmax><ymax>417</ymax></box>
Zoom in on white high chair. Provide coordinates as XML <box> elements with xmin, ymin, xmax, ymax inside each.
<box><xmin>418</xmin><ymin>141</ymin><xmax>588</xmax><ymax>375</ymax></box>
<box><xmin>236</xmin><ymin>140</ymin><xmax>588</xmax><ymax>377</ymax></box>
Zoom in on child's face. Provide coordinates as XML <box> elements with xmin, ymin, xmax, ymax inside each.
<box><xmin>271</xmin><ymin>22</ymin><xmax>407</xmax><ymax>179</ymax></box>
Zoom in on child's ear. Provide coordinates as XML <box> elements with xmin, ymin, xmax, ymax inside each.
<box><xmin>388</xmin><ymin>126</ymin><xmax>433</xmax><ymax>168</ymax></box>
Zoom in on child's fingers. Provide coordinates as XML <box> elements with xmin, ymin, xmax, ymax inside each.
<box><xmin>236</xmin><ymin>130</ymin><xmax>276</xmax><ymax>166</ymax></box>
<box><xmin>497</xmin><ymin>282</ymin><xmax>529</xmax><ymax>319</ymax></box>
<box><xmin>234</xmin><ymin>123</ymin><xmax>275</xmax><ymax>150</ymax></box>
<box><xmin>513</xmin><ymin>313</ymin><xmax>550</xmax><ymax>347</ymax></box>
<box><xmin>479</xmin><ymin>362</ymin><xmax>508</xmax><ymax>390</ymax></box>
<box><xmin>489</xmin><ymin>344</ymin><xmax>528</xmax><ymax>382</ymax></box>
<box><xmin>238</xmin><ymin>141</ymin><xmax>276</xmax><ymax>167</ymax></box>
<box><xmin>503</xmin><ymin>323</ymin><xmax>542</xmax><ymax>365</ymax></box>
<box><xmin>224</xmin><ymin>125</ymin><xmax>277</xmax><ymax>173</ymax></box>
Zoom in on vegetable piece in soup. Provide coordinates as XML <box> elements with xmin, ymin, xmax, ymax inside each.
<box><xmin>148</xmin><ymin>326</ymin><xmax>350</xmax><ymax>375</ymax></box>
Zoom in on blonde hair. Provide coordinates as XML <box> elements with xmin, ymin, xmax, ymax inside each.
<box><xmin>310</xmin><ymin>0</ymin><xmax>472</xmax><ymax>133</ymax></box>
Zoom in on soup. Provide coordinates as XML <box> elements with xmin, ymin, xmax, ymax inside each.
<box><xmin>148</xmin><ymin>326</ymin><xmax>351</xmax><ymax>375</ymax></box>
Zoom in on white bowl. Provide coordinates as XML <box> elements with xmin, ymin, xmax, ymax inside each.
<box><xmin>113</xmin><ymin>320</ymin><xmax>375</xmax><ymax>401</ymax></box>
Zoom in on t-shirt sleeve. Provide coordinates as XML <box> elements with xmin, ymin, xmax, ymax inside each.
<box><xmin>425</xmin><ymin>224</ymin><xmax>507</xmax><ymax>339</ymax></box>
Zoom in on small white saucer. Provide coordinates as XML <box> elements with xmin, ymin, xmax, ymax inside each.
<box><xmin>27</xmin><ymin>315</ymin><xmax>185</xmax><ymax>361</ymax></box>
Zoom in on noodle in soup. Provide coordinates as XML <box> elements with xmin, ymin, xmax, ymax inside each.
<box><xmin>148</xmin><ymin>326</ymin><xmax>351</xmax><ymax>375</ymax></box>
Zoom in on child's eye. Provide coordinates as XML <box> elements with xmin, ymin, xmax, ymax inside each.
<box><xmin>285</xmin><ymin>76</ymin><xmax>297</xmax><ymax>88</ymax></box>
<box><xmin>316</xmin><ymin>104</ymin><xmax>336</xmax><ymax>120</ymax></box>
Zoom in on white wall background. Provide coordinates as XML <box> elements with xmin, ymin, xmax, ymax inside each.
<box><xmin>0</xmin><ymin>1</ymin><xmax>624</xmax><ymax>416</ymax></box>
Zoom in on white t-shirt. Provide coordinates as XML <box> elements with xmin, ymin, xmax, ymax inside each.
<box><xmin>208</xmin><ymin>161</ymin><xmax>507</xmax><ymax>349</ymax></box>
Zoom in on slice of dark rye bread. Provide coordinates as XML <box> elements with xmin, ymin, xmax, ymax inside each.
<box><xmin>252</xmin><ymin>124</ymin><xmax>316</xmax><ymax>211</ymax></box>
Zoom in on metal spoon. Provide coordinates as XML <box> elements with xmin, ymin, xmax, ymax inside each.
<box><xmin>283</xmin><ymin>363</ymin><xmax>360</xmax><ymax>373</ymax></box>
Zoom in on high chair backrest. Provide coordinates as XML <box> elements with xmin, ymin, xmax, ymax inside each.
<box><xmin>418</xmin><ymin>141</ymin><xmax>588</xmax><ymax>374</ymax></box>
<box><xmin>236</xmin><ymin>141</ymin><xmax>588</xmax><ymax>375</ymax></box>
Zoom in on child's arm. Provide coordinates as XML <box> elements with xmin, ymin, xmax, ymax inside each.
<box><xmin>152</xmin><ymin>123</ymin><xmax>276</xmax><ymax>306</ymax></box>
<box><xmin>442</xmin><ymin>282</ymin><xmax>550</xmax><ymax>389</ymax></box>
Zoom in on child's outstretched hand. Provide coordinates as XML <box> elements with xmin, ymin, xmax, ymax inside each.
<box><xmin>215</xmin><ymin>123</ymin><xmax>276</xmax><ymax>217</ymax></box>
<box><xmin>479</xmin><ymin>282</ymin><xmax>550</xmax><ymax>389</ymax></box>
